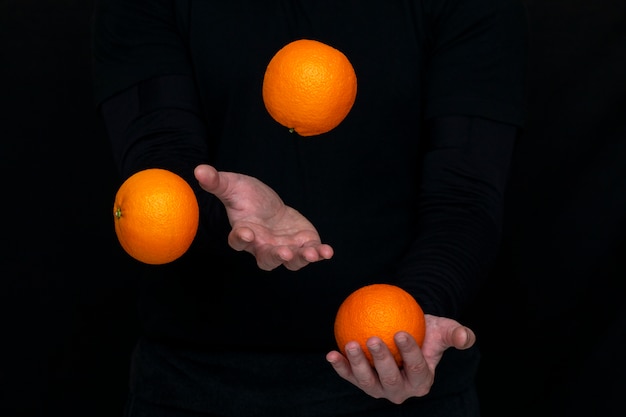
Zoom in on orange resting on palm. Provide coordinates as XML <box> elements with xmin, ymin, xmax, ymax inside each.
<box><xmin>113</xmin><ymin>168</ymin><xmax>199</xmax><ymax>265</ymax></box>
<box><xmin>262</xmin><ymin>39</ymin><xmax>357</xmax><ymax>137</ymax></box>
<box><xmin>334</xmin><ymin>283</ymin><xmax>426</xmax><ymax>367</ymax></box>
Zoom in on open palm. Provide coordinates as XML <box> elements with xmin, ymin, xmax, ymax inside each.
<box><xmin>194</xmin><ymin>164</ymin><xmax>334</xmax><ymax>271</ymax></box>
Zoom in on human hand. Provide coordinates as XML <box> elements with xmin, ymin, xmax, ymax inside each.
<box><xmin>325</xmin><ymin>314</ymin><xmax>475</xmax><ymax>404</ymax></box>
<box><xmin>194</xmin><ymin>164</ymin><xmax>334</xmax><ymax>271</ymax></box>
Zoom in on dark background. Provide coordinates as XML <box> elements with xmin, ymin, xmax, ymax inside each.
<box><xmin>2</xmin><ymin>0</ymin><xmax>625</xmax><ymax>416</ymax></box>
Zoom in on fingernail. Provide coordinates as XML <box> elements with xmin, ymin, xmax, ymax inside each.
<box><xmin>347</xmin><ymin>346</ymin><xmax>360</xmax><ymax>357</ymax></box>
<box><xmin>367</xmin><ymin>342</ymin><xmax>381</xmax><ymax>352</ymax></box>
<box><xmin>395</xmin><ymin>333</ymin><xmax>409</xmax><ymax>348</ymax></box>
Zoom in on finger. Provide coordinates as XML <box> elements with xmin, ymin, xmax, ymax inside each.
<box><xmin>298</xmin><ymin>246</ymin><xmax>321</xmax><ymax>262</ymax></box>
<box><xmin>326</xmin><ymin>351</ymin><xmax>354</xmax><ymax>380</ymax></box>
<box><xmin>394</xmin><ymin>331</ymin><xmax>423</xmax><ymax>366</ymax></box>
<box><xmin>228</xmin><ymin>227</ymin><xmax>255</xmax><ymax>251</ymax></box>
<box><xmin>318</xmin><ymin>244</ymin><xmax>334</xmax><ymax>260</ymax></box>
<box><xmin>451</xmin><ymin>326</ymin><xmax>476</xmax><ymax>350</ymax></box>
<box><xmin>194</xmin><ymin>164</ymin><xmax>220</xmax><ymax>192</ymax></box>
<box><xmin>344</xmin><ymin>341</ymin><xmax>381</xmax><ymax>389</ymax></box>
<box><xmin>258</xmin><ymin>246</ymin><xmax>293</xmax><ymax>271</ymax></box>
<box><xmin>282</xmin><ymin>257</ymin><xmax>310</xmax><ymax>271</ymax></box>
<box><xmin>367</xmin><ymin>337</ymin><xmax>404</xmax><ymax>389</ymax></box>
<box><xmin>195</xmin><ymin>165</ymin><xmax>236</xmax><ymax>203</ymax></box>
<box><xmin>300</xmin><ymin>242</ymin><xmax>334</xmax><ymax>261</ymax></box>
<box><xmin>282</xmin><ymin>246</ymin><xmax>329</xmax><ymax>271</ymax></box>
<box><xmin>395</xmin><ymin>332</ymin><xmax>432</xmax><ymax>396</ymax></box>
<box><xmin>367</xmin><ymin>337</ymin><xmax>398</xmax><ymax>369</ymax></box>
<box><xmin>290</xmin><ymin>245</ymin><xmax>334</xmax><ymax>267</ymax></box>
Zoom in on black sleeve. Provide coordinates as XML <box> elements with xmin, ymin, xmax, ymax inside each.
<box><xmin>423</xmin><ymin>0</ymin><xmax>528</xmax><ymax>127</ymax></box>
<box><xmin>396</xmin><ymin>116</ymin><xmax>518</xmax><ymax>317</ymax></box>
<box><xmin>100</xmin><ymin>74</ymin><xmax>231</xmax><ymax>251</ymax></box>
<box><xmin>397</xmin><ymin>0</ymin><xmax>526</xmax><ymax>318</ymax></box>
<box><xmin>92</xmin><ymin>0</ymin><xmax>191</xmax><ymax>105</ymax></box>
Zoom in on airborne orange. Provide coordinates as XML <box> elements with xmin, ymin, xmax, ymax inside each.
<box><xmin>113</xmin><ymin>168</ymin><xmax>199</xmax><ymax>265</ymax></box>
<box><xmin>262</xmin><ymin>39</ymin><xmax>357</xmax><ymax>136</ymax></box>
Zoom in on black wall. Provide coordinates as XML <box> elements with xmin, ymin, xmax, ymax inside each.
<box><xmin>3</xmin><ymin>1</ymin><xmax>625</xmax><ymax>416</ymax></box>
<box><xmin>3</xmin><ymin>1</ymin><xmax>137</xmax><ymax>416</ymax></box>
<box><xmin>473</xmin><ymin>1</ymin><xmax>626</xmax><ymax>415</ymax></box>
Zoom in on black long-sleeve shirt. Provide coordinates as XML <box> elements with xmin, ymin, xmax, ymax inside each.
<box><xmin>94</xmin><ymin>0</ymin><xmax>527</xmax><ymax>353</ymax></box>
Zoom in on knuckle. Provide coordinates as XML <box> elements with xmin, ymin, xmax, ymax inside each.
<box><xmin>404</xmin><ymin>360</ymin><xmax>429</xmax><ymax>375</ymax></box>
<box><xmin>356</xmin><ymin>376</ymin><xmax>378</xmax><ymax>390</ymax></box>
<box><xmin>411</xmin><ymin>375</ymin><xmax>435</xmax><ymax>397</ymax></box>
<box><xmin>379</xmin><ymin>374</ymin><xmax>402</xmax><ymax>387</ymax></box>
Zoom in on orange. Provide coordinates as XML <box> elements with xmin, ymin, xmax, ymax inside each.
<box><xmin>112</xmin><ymin>168</ymin><xmax>199</xmax><ymax>265</ymax></box>
<box><xmin>262</xmin><ymin>39</ymin><xmax>357</xmax><ymax>136</ymax></box>
<box><xmin>334</xmin><ymin>283</ymin><xmax>426</xmax><ymax>367</ymax></box>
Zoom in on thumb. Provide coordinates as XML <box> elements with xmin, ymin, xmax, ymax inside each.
<box><xmin>194</xmin><ymin>164</ymin><xmax>221</xmax><ymax>193</ymax></box>
<box><xmin>451</xmin><ymin>326</ymin><xmax>476</xmax><ymax>350</ymax></box>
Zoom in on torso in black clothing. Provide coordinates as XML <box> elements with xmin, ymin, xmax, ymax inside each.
<box><xmin>93</xmin><ymin>0</ymin><xmax>527</xmax><ymax>352</ymax></box>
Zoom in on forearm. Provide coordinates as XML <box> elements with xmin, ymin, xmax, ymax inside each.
<box><xmin>396</xmin><ymin>116</ymin><xmax>517</xmax><ymax>318</ymax></box>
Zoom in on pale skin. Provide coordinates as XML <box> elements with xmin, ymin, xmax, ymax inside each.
<box><xmin>194</xmin><ymin>163</ymin><xmax>477</xmax><ymax>403</ymax></box>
